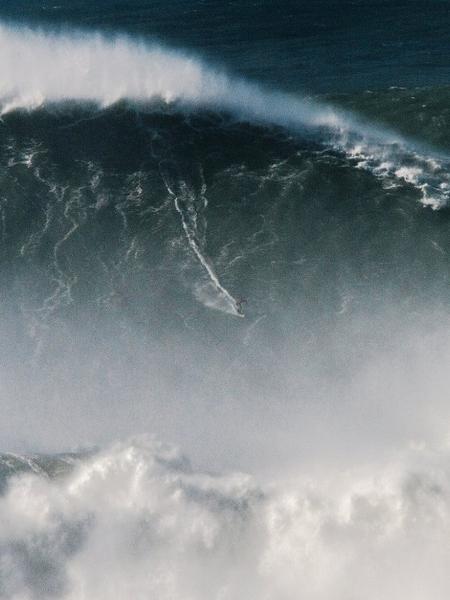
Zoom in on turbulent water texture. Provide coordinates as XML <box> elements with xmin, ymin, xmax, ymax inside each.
<box><xmin>1</xmin><ymin>438</ymin><xmax>450</xmax><ymax>600</ymax></box>
<box><xmin>0</xmin><ymin>3</ymin><xmax>450</xmax><ymax>599</ymax></box>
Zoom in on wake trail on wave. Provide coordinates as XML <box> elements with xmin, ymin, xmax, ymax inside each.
<box><xmin>1</xmin><ymin>23</ymin><xmax>449</xmax><ymax>208</ymax></box>
<box><xmin>160</xmin><ymin>167</ymin><xmax>242</xmax><ymax>317</ymax></box>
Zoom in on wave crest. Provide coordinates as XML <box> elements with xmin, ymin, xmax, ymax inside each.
<box><xmin>1</xmin><ymin>23</ymin><xmax>449</xmax><ymax>208</ymax></box>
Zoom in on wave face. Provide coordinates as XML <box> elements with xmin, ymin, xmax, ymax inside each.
<box><xmin>1</xmin><ymin>438</ymin><xmax>450</xmax><ymax>600</ymax></box>
<box><xmin>1</xmin><ymin>7</ymin><xmax>450</xmax><ymax>599</ymax></box>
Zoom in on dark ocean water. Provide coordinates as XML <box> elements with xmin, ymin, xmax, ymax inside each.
<box><xmin>0</xmin><ymin>3</ymin><xmax>449</xmax><ymax>599</ymax></box>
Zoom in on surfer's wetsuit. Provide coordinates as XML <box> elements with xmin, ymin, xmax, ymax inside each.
<box><xmin>235</xmin><ymin>297</ymin><xmax>247</xmax><ymax>314</ymax></box>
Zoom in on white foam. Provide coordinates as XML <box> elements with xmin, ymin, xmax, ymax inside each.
<box><xmin>1</xmin><ymin>436</ymin><xmax>450</xmax><ymax>599</ymax></box>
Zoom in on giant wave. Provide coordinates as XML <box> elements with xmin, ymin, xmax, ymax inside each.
<box><xmin>1</xmin><ymin>18</ymin><xmax>450</xmax><ymax>600</ymax></box>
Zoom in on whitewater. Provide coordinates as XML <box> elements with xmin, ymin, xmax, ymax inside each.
<box><xmin>0</xmin><ymin>24</ymin><xmax>449</xmax><ymax>208</ymax></box>
<box><xmin>1</xmin><ymin>437</ymin><xmax>450</xmax><ymax>600</ymax></box>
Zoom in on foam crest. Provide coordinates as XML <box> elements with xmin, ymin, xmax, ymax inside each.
<box><xmin>0</xmin><ymin>23</ymin><xmax>328</xmax><ymax>126</ymax></box>
<box><xmin>0</xmin><ymin>23</ymin><xmax>449</xmax><ymax>208</ymax></box>
<box><xmin>1</xmin><ymin>437</ymin><xmax>450</xmax><ymax>599</ymax></box>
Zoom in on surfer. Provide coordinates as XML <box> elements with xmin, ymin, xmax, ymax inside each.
<box><xmin>235</xmin><ymin>296</ymin><xmax>247</xmax><ymax>315</ymax></box>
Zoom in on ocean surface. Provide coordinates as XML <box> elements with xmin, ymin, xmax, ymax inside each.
<box><xmin>0</xmin><ymin>2</ymin><xmax>449</xmax><ymax>598</ymax></box>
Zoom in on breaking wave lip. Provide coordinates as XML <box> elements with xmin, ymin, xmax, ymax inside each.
<box><xmin>1</xmin><ymin>23</ymin><xmax>449</xmax><ymax>209</ymax></box>
<box><xmin>1</xmin><ymin>436</ymin><xmax>450</xmax><ymax>600</ymax></box>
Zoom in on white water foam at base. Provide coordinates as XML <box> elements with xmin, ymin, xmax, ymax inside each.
<box><xmin>0</xmin><ymin>23</ymin><xmax>449</xmax><ymax>209</ymax></box>
<box><xmin>1</xmin><ymin>436</ymin><xmax>450</xmax><ymax>600</ymax></box>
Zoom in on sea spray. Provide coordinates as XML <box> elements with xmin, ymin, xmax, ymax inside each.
<box><xmin>1</xmin><ymin>437</ymin><xmax>450</xmax><ymax>599</ymax></box>
<box><xmin>0</xmin><ymin>23</ymin><xmax>449</xmax><ymax>208</ymax></box>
